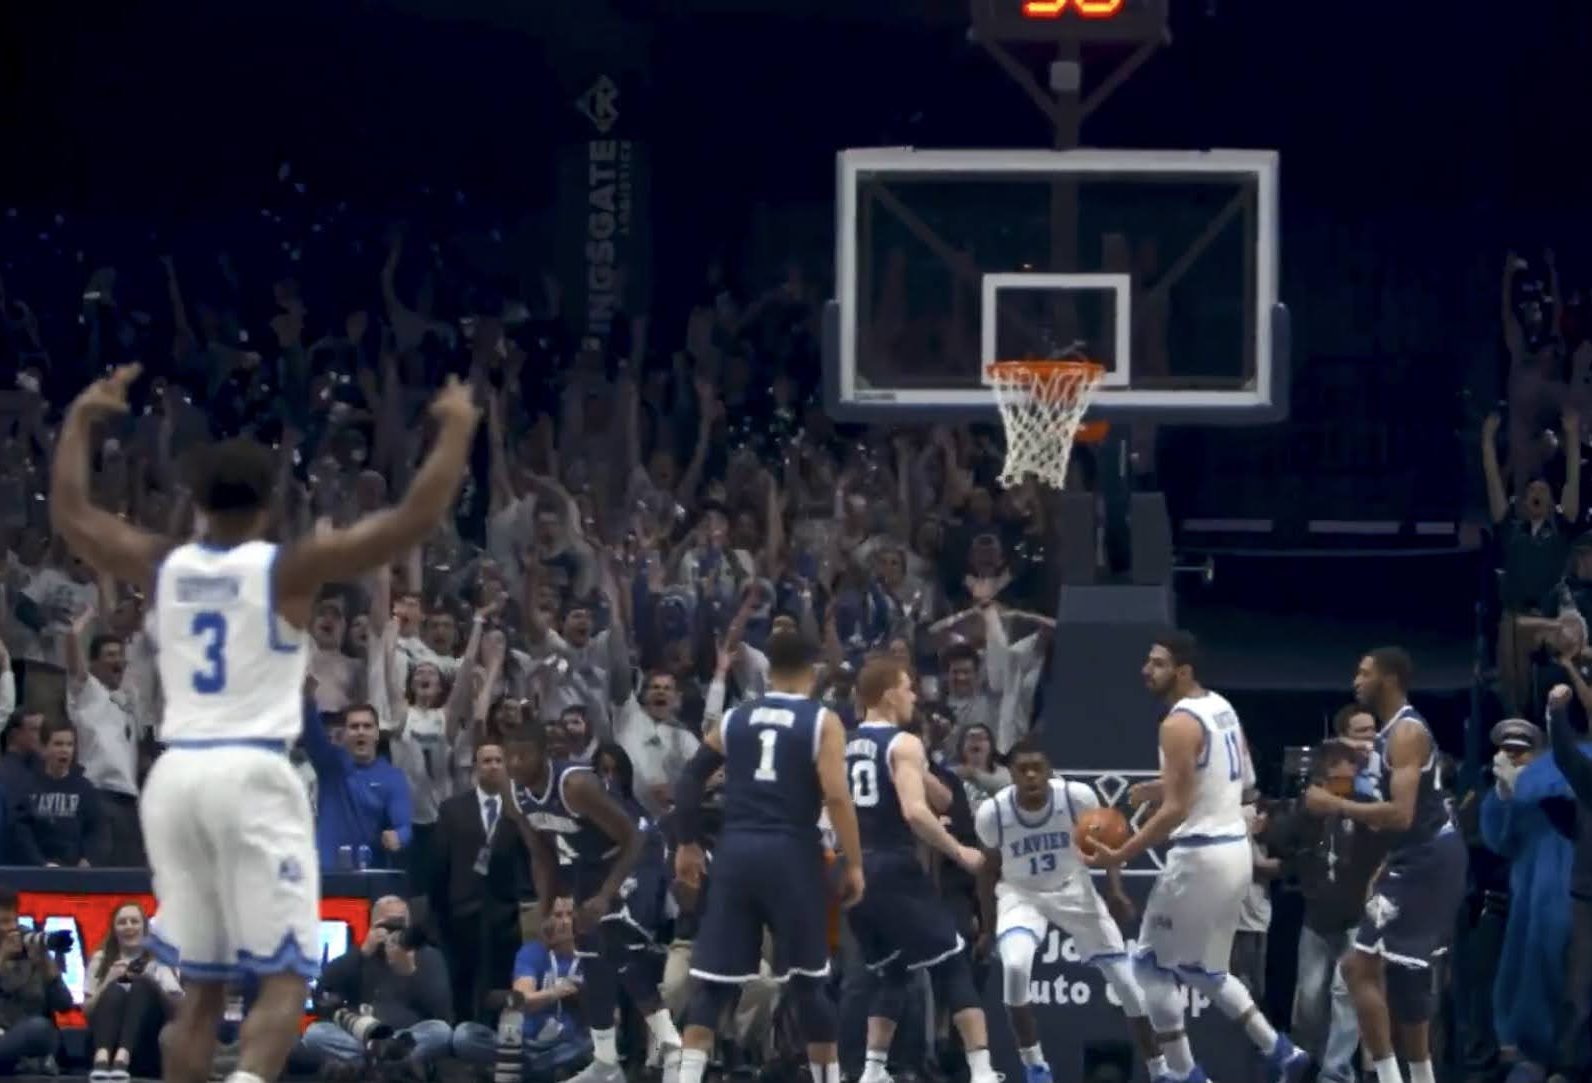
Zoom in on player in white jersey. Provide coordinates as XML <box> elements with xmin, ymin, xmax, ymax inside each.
<box><xmin>1082</xmin><ymin>630</ymin><xmax>1308</xmax><ymax>1083</ymax></box>
<box><xmin>49</xmin><ymin>364</ymin><xmax>480</xmax><ymax>1083</ymax></box>
<box><xmin>974</xmin><ymin>737</ymin><xmax>1155</xmax><ymax>1083</ymax></box>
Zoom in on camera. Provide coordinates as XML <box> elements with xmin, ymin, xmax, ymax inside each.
<box><xmin>20</xmin><ymin>930</ymin><xmax>75</xmax><ymax>956</ymax></box>
<box><xmin>376</xmin><ymin>919</ymin><xmax>427</xmax><ymax>952</ymax></box>
<box><xmin>315</xmin><ymin>992</ymin><xmax>393</xmax><ymax>1044</ymax></box>
<box><xmin>124</xmin><ymin>955</ymin><xmax>148</xmax><ymax>978</ymax></box>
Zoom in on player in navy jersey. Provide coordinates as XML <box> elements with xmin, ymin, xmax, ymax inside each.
<box><xmin>846</xmin><ymin>657</ymin><xmax>1001</xmax><ymax>1083</ymax></box>
<box><xmin>501</xmin><ymin>724</ymin><xmax>684</xmax><ymax>1083</ymax></box>
<box><xmin>1304</xmin><ymin>647</ymin><xmax>1466</xmax><ymax>1083</ymax></box>
<box><xmin>671</xmin><ymin>631</ymin><xmax>862</xmax><ymax>1083</ymax></box>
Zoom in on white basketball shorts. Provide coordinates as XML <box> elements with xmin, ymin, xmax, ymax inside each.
<box><xmin>141</xmin><ymin>743</ymin><xmax>321</xmax><ymax>980</ymax></box>
<box><xmin>1136</xmin><ymin>836</ymin><xmax>1252</xmax><ymax>979</ymax></box>
<box><xmin>996</xmin><ymin>877</ymin><xmax>1127</xmax><ymax>964</ymax></box>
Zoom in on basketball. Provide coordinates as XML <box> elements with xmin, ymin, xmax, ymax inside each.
<box><xmin>1075</xmin><ymin>807</ymin><xmax>1131</xmax><ymax>853</ymax></box>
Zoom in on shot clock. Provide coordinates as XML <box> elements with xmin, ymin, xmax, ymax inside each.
<box><xmin>970</xmin><ymin>0</ymin><xmax>1167</xmax><ymax>42</ymax></box>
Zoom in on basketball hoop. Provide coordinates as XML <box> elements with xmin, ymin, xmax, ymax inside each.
<box><xmin>987</xmin><ymin>359</ymin><xmax>1108</xmax><ymax>491</ymax></box>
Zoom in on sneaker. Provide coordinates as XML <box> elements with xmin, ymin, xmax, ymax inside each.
<box><xmin>1024</xmin><ymin>1065</ymin><xmax>1054</xmax><ymax>1083</ymax></box>
<box><xmin>565</xmin><ymin>1060</ymin><xmax>628</xmax><ymax>1083</ymax></box>
<box><xmin>1156</xmin><ymin>1068</ymin><xmax>1210</xmax><ymax>1083</ymax></box>
<box><xmin>89</xmin><ymin>1069</ymin><xmax>113</xmax><ymax>1083</ymax></box>
<box><xmin>1266</xmin><ymin>1037</ymin><xmax>1311</xmax><ymax>1083</ymax></box>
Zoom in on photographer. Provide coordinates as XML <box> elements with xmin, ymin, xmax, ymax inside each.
<box><xmin>0</xmin><ymin>887</ymin><xmax>73</xmax><ymax>1075</ymax></box>
<box><xmin>301</xmin><ymin>896</ymin><xmax>454</xmax><ymax>1080</ymax></box>
<box><xmin>84</xmin><ymin>901</ymin><xmax>180</xmax><ymax>1080</ymax></box>
<box><xmin>1267</xmin><ymin>739</ymin><xmax>1389</xmax><ymax>1083</ymax></box>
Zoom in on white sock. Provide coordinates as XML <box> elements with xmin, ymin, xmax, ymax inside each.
<box><xmin>647</xmin><ymin>1008</ymin><xmax>682</xmax><ymax>1048</ymax></box>
<box><xmin>680</xmin><ymin>1047</ymin><xmax>709</xmax><ymax>1083</ymax></box>
<box><xmin>592</xmin><ymin>1026</ymin><xmax>619</xmax><ymax>1065</ymax></box>
<box><xmin>861</xmin><ymin>1050</ymin><xmax>890</xmax><ymax>1082</ymax></box>
<box><xmin>1019</xmin><ymin>1044</ymin><xmax>1048</xmax><ymax>1068</ymax></box>
<box><xmin>1374</xmin><ymin>1055</ymin><xmax>1404</xmax><ymax>1083</ymax></box>
<box><xmin>1161</xmin><ymin>1036</ymin><xmax>1196</xmax><ymax>1079</ymax></box>
<box><xmin>1408</xmin><ymin>1062</ymin><xmax>1435</xmax><ymax>1083</ymax></box>
<box><xmin>1147</xmin><ymin>1055</ymin><xmax>1169</xmax><ymax>1078</ymax></box>
<box><xmin>810</xmin><ymin>1062</ymin><xmax>841</xmax><ymax>1083</ymax></box>
<box><xmin>1243</xmin><ymin>1012</ymin><xmax>1279</xmax><ymax>1054</ymax></box>
<box><xmin>967</xmin><ymin>1047</ymin><xmax>994</xmax><ymax>1079</ymax></box>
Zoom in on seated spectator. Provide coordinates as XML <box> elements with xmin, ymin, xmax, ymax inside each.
<box><xmin>15</xmin><ymin>720</ymin><xmax>108</xmax><ymax>867</ymax></box>
<box><xmin>0</xmin><ymin>886</ymin><xmax>72</xmax><ymax>1074</ymax></box>
<box><xmin>84</xmin><ymin>901</ymin><xmax>181</xmax><ymax>1081</ymax></box>
<box><xmin>300</xmin><ymin>896</ymin><xmax>454</xmax><ymax>1078</ymax></box>
<box><xmin>299</xmin><ymin>695</ymin><xmax>413</xmax><ymax>870</ymax></box>
<box><xmin>452</xmin><ymin>896</ymin><xmax>592</xmax><ymax>1077</ymax></box>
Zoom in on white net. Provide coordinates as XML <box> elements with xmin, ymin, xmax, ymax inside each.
<box><xmin>987</xmin><ymin>361</ymin><xmax>1106</xmax><ymax>490</ymax></box>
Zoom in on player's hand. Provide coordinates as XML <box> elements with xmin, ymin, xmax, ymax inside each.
<box><xmin>1078</xmin><ymin>838</ymin><xmax>1125</xmax><ymax>869</ymax></box>
<box><xmin>380</xmin><ymin>829</ymin><xmax>402</xmax><ymax>853</ymax></box>
<box><xmin>838</xmin><ymin>863</ymin><xmax>865</xmax><ymax>910</ymax></box>
<box><xmin>1303</xmin><ymin>785</ymin><xmax>1344</xmax><ymax>817</ymax></box>
<box><xmin>1106</xmin><ymin>889</ymin><xmax>1138</xmax><ymax>927</ymax></box>
<box><xmin>69</xmin><ymin>363</ymin><xmax>142</xmax><ymax>422</ymax></box>
<box><xmin>577</xmin><ymin>894</ymin><xmax>610</xmax><ymax>934</ymax></box>
<box><xmin>1549</xmin><ymin>683</ymin><xmax>1575</xmax><ymax>713</ymax></box>
<box><xmin>429</xmin><ymin>375</ymin><xmax>482</xmax><ymax>432</ymax></box>
<box><xmin>954</xmin><ymin>845</ymin><xmax>985</xmax><ymax>876</ymax></box>
<box><xmin>1127</xmin><ymin>780</ymin><xmax>1162</xmax><ymax>808</ymax></box>
<box><xmin>674</xmin><ymin>842</ymin><xmax>707</xmax><ymax>891</ymax></box>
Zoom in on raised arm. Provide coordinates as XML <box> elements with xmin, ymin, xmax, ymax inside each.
<box><xmin>48</xmin><ymin>366</ymin><xmax>174</xmax><ymax>592</ymax></box>
<box><xmin>274</xmin><ymin>377</ymin><xmax>480</xmax><ymax>620</ymax></box>
<box><xmin>1481</xmin><ymin>412</ymin><xmax>1508</xmax><ymax>525</ymax></box>
<box><xmin>1564</xmin><ymin>409</ymin><xmax>1582</xmax><ymax>523</ymax></box>
<box><xmin>1548</xmin><ymin>683</ymin><xmax>1592</xmax><ymax>808</ymax></box>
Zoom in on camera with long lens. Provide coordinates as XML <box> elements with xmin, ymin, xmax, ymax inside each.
<box><xmin>19</xmin><ymin>930</ymin><xmax>75</xmax><ymax>957</ymax></box>
<box><xmin>376</xmin><ymin>919</ymin><xmax>427</xmax><ymax>951</ymax></box>
<box><xmin>315</xmin><ymin>992</ymin><xmax>393</xmax><ymax>1044</ymax></box>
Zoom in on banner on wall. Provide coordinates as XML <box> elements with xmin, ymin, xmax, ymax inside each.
<box><xmin>16</xmin><ymin>889</ymin><xmax>374</xmax><ymax>1028</ymax></box>
<box><xmin>558</xmin><ymin>72</ymin><xmax>652</xmax><ymax>356</ymax></box>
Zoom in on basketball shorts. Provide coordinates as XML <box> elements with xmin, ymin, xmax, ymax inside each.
<box><xmin>1136</xmin><ymin>835</ymin><xmax>1252</xmax><ymax>979</ymax></box>
<box><xmin>569</xmin><ymin>846</ymin><xmax>669</xmax><ymax>960</ymax></box>
<box><xmin>996</xmin><ymin>876</ymin><xmax>1127</xmax><ymax>964</ymax></box>
<box><xmin>141</xmin><ymin>743</ymin><xmax>321</xmax><ymax>981</ymax></box>
<box><xmin>1354</xmin><ymin>828</ymin><xmax>1467</xmax><ymax>969</ymax></box>
<box><xmin>846</xmin><ymin>848</ymin><xmax>965</xmax><ymax>972</ymax></box>
<box><xmin>689</xmin><ymin>831</ymin><xmax>832</xmax><ymax>983</ymax></box>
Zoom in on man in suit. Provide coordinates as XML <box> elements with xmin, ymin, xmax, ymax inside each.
<box><xmin>430</xmin><ymin>742</ymin><xmax>532</xmax><ymax>1022</ymax></box>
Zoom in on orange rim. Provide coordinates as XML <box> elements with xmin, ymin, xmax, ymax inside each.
<box><xmin>986</xmin><ymin>359</ymin><xmax>1106</xmax><ymax>390</ymax></box>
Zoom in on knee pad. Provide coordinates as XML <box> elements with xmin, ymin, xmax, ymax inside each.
<box><xmin>929</xmin><ymin>950</ymin><xmax>980</xmax><ymax>1017</ymax></box>
<box><xmin>868</xmin><ymin>964</ymin><xmax>911</xmax><ymax>1024</ymax></box>
<box><xmin>998</xmin><ymin>931</ymin><xmax>1039</xmax><ymax>1007</ymax></box>
<box><xmin>1094</xmin><ymin>955</ymin><xmax>1146</xmax><ymax>1017</ymax></box>
<box><xmin>1196</xmin><ymin>974</ymin><xmax>1257</xmax><ymax>1022</ymax></box>
<box><xmin>788</xmin><ymin>974</ymin><xmax>838</xmax><ymax>1044</ymax></box>
<box><xmin>1386</xmin><ymin>962</ymin><xmax>1435</xmax><ymax>1024</ymax></box>
<box><xmin>1133</xmin><ymin>956</ymin><xmax>1187</xmax><ymax>1034</ymax></box>
<box><xmin>684</xmin><ymin>980</ymin><xmax>738</xmax><ymax>1032</ymax></box>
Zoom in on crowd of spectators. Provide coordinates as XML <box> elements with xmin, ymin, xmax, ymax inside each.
<box><xmin>7</xmin><ymin>200</ymin><xmax>1592</xmax><ymax>1083</ymax></box>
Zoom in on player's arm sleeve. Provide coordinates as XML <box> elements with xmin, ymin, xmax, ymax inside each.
<box><xmin>673</xmin><ymin>741</ymin><xmax>727</xmax><ymax>845</ymax></box>
<box><xmin>973</xmin><ymin>797</ymin><xmax>1001</xmax><ymax>850</ymax></box>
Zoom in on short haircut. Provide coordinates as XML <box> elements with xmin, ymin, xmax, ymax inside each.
<box><xmin>1366</xmin><ymin>646</ymin><xmax>1413</xmax><ymax>691</ymax></box>
<box><xmin>342</xmin><ymin>703</ymin><xmax>379</xmax><ymax>727</ymax></box>
<box><xmin>943</xmin><ymin>643</ymin><xmax>980</xmax><ymax>669</ymax></box>
<box><xmin>1332</xmin><ymin>704</ymin><xmax>1370</xmax><ymax>736</ymax></box>
<box><xmin>88</xmin><ymin>634</ymin><xmax>122</xmax><ymax>662</ymax></box>
<box><xmin>189</xmin><ymin>438</ymin><xmax>277</xmax><ymax>515</ymax></box>
<box><xmin>0</xmin><ymin>887</ymin><xmax>16</xmax><ymax>912</ymax></box>
<box><xmin>42</xmin><ymin>720</ymin><xmax>75</xmax><ymax>744</ymax></box>
<box><xmin>506</xmin><ymin>721</ymin><xmax>549</xmax><ymax>752</ymax></box>
<box><xmin>474</xmin><ymin>741</ymin><xmax>504</xmax><ymax>762</ymax></box>
<box><xmin>1153</xmin><ymin>629</ymin><xmax>1199</xmax><ymax>671</ymax></box>
<box><xmin>765</xmin><ymin>630</ymin><xmax>818</xmax><ymax>676</ymax></box>
<box><xmin>3</xmin><ymin>710</ymin><xmax>38</xmax><ymax>746</ymax></box>
<box><xmin>856</xmin><ymin>657</ymin><xmax>907</xmax><ymax>712</ymax></box>
<box><xmin>1315</xmin><ymin>740</ymin><xmax>1361</xmax><ymax>773</ymax></box>
<box><xmin>1006</xmin><ymin>734</ymin><xmax>1049</xmax><ymax>765</ymax></box>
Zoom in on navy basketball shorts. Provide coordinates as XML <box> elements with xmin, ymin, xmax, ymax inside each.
<box><xmin>569</xmin><ymin>857</ymin><xmax>664</xmax><ymax>958</ymax></box>
<box><xmin>688</xmin><ymin>831</ymin><xmax>832</xmax><ymax>983</ymax></box>
<box><xmin>1354</xmin><ymin>828</ymin><xmax>1468</xmax><ymax>969</ymax></box>
<box><xmin>846</xmin><ymin>848</ymin><xmax>965</xmax><ymax>972</ymax></box>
